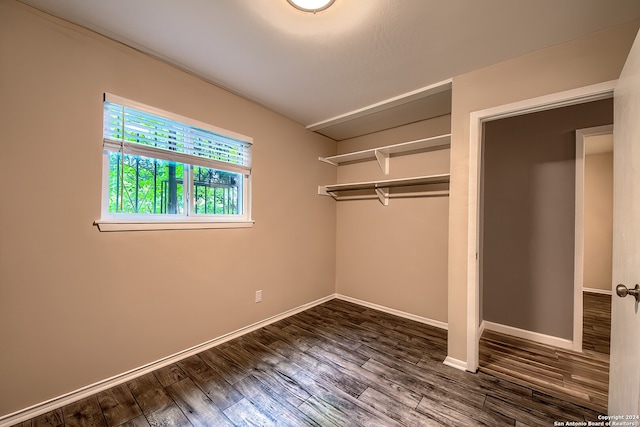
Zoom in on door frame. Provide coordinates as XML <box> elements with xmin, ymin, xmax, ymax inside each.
<box><xmin>466</xmin><ymin>80</ymin><xmax>617</xmax><ymax>372</ymax></box>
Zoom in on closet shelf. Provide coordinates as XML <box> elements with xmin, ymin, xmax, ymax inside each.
<box><xmin>318</xmin><ymin>133</ymin><xmax>450</xmax><ymax>174</ymax></box>
<box><xmin>319</xmin><ymin>173</ymin><xmax>450</xmax><ymax>205</ymax></box>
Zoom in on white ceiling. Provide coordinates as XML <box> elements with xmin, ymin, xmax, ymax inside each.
<box><xmin>19</xmin><ymin>0</ymin><xmax>640</xmax><ymax>139</ymax></box>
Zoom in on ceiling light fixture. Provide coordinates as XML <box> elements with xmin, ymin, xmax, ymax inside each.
<box><xmin>287</xmin><ymin>0</ymin><xmax>335</xmax><ymax>13</ymax></box>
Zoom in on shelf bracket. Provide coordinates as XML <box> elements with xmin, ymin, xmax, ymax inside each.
<box><xmin>375</xmin><ymin>187</ymin><xmax>389</xmax><ymax>206</ymax></box>
<box><xmin>318</xmin><ymin>157</ymin><xmax>338</xmax><ymax>166</ymax></box>
<box><xmin>318</xmin><ymin>186</ymin><xmax>332</xmax><ymax>197</ymax></box>
<box><xmin>374</xmin><ymin>149</ymin><xmax>390</xmax><ymax>174</ymax></box>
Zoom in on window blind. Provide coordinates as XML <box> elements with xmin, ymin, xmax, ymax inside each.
<box><xmin>103</xmin><ymin>94</ymin><xmax>252</xmax><ymax>175</ymax></box>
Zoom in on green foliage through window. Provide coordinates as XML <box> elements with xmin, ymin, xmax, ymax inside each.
<box><xmin>109</xmin><ymin>153</ymin><xmax>185</xmax><ymax>215</ymax></box>
<box><xmin>108</xmin><ymin>153</ymin><xmax>242</xmax><ymax>216</ymax></box>
<box><xmin>193</xmin><ymin>166</ymin><xmax>240</xmax><ymax>215</ymax></box>
<box><xmin>102</xmin><ymin>95</ymin><xmax>251</xmax><ymax>220</ymax></box>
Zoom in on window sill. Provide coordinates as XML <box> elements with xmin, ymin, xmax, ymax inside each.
<box><xmin>94</xmin><ymin>219</ymin><xmax>255</xmax><ymax>232</ymax></box>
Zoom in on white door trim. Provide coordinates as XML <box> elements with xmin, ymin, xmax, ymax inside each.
<box><xmin>466</xmin><ymin>80</ymin><xmax>616</xmax><ymax>372</ymax></box>
<box><xmin>574</xmin><ymin>125</ymin><xmax>614</xmax><ymax>353</ymax></box>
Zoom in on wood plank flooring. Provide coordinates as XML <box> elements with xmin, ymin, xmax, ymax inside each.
<box><xmin>582</xmin><ymin>292</ymin><xmax>612</xmax><ymax>355</ymax></box>
<box><xmin>479</xmin><ymin>292</ymin><xmax>611</xmax><ymax>414</ymax></box>
<box><xmin>13</xmin><ymin>298</ymin><xmax>605</xmax><ymax>427</ymax></box>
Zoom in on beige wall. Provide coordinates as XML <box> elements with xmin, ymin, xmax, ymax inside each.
<box><xmin>482</xmin><ymin>100</ymin><xmax>612</xmax><ymax>340</ymax></box>
<box><xmin>448</xmin><ymin>20</ymin><xmax>639</xmax><ymax>362</ymax></box>
<box><xmin>335</xmin><ymin>116</ymin><xmax>450</xmax><ymax>322</ymax></box>
<box><xmin>584</xmin><ymin>151</ymin><xmax>614</xmax><ymax>292</ymax></box>
<box><xmin>0</xmin><ymin>1</ymin><xmax>336</xmax><ymax>417</ymax></box>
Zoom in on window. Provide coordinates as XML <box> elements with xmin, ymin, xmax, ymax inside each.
<box><xmin>96</xmin><ymin>94</ymin><xmax>253</xmax><ymax>231</ymax></box>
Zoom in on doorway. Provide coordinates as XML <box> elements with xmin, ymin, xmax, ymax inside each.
<box><xmin>478</xmin><ymin>120</ymin><xmax>613</xmax><ymax>412</ymax></box>
<box><xmin>477</xmin><ymin>104</ymin><xmax>613</xmax><ymax>411</ymax></box>
<box><xmin>468</xmin><ymin>84</ymin><xmax>616</xmax><ymax>412</ymax></box>
<box><xmin>479</xmin><ymin>98</ymin><xmax>612</xmax><ymax>345</ymax></box>
<box><xmin>466</xmin><ymin>80</ymin><xmax>616</xmax><ymax>372</ymax></box>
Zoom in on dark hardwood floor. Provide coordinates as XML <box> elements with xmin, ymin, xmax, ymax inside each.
<box><xmin>479</xmin><ymin>292</ymin><xmax>611</xmax><ymax>414</ymax></box>
<box><xmin>13</xmin><ymin>298</ymin><xmax>606</xmax><ymax>427</ymax></box>
<box><xmin>582</xmin><ymin>292</ymin><xmax>612</xmax><ymax>355</ymax></box>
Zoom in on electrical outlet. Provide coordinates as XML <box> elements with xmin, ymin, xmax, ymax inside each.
<box><xmin>255</xmin><ymin>290</ymin><xmax>262</xmax><ymax>303</ymax></box>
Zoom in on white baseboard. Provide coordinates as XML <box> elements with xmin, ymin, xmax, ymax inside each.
<box><xmin>0</xmin><ymin>294</ymin><xmax>336</xmax><ymax>427</ymax></box>
<box><xmin>482</xmin><ymin>321</ymin><xmax>574</xmax><ymax>350</ymax></box>
<box><xmin>335</xmin><ymin>294</ymin><xmax>448</xmax><ymax>330</ymax></box>
<box><xmin>478</xmin><ymin>318</ymin><xmax>486</xmax><ymax>338</ymax></box>
<box><xmin>583</xmin><ymin>287</ymin><xmax>613</xmax><ymax>296</ymax></box>
<box><xmin>443</xmin><ymin>356</ymin><xmax>468</xmax><ymax>372</ymax></box>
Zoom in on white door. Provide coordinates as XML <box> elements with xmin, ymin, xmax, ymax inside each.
<box><xmin>608</xmin><ymin>29</ymin><xmax>640</xmax><ymax>416</ymax></box>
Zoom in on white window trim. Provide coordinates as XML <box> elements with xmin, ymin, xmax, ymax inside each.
<box><xmin>97</xmin><ymin>94</ymin><xmax>254</xmax><ymax>232</ymax></box>
<box><xmin>93</xmin><ymin>219</ymin><xmax>255</xmax><ymax>232</ymax></box>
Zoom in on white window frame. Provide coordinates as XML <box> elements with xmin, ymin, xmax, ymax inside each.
<box><xmin>95</xmin><ymin>93</ymin><xmax>254</xmax><ymax>232</ymax></box>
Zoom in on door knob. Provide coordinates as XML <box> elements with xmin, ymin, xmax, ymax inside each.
<box><xmin>616</xmin><ymin>284</ymin><xmax>640</xmax><ymax>302</ymax></box>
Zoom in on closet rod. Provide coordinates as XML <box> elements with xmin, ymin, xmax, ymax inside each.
<box><xmin>334</xmin><ymin>190</ymin><xmax>449</xmax><ymax>201</ymax></box>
